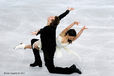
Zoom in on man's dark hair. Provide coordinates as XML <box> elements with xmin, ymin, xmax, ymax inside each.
<box><xmin>49</xmin><ymin>16</ymin><xmax>60</xmax><ymax>27</ymax></box>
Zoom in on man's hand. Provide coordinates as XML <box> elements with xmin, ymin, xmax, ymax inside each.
<box><xmin>31</xmin><ymin>31</ymin><xmax>37</xmax><ymax>35</ymax></box>
<box><xmin>68</xmin><ymin>8</ymin><xmax>74</xmax><ymax>11</ymax></box>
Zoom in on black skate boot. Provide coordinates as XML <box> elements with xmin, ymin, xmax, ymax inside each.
<box><xmin>30</xmin><ymin>48</ymin><xmax>42</xmax><ymax>67</ymax></box>
<box><xmin>70</xmin><ymin>64</ymin><xmax>82</xmax><ymax>74</ymax></box>
<box><xmin>30</xmin><ymin>39</ymin><xmax>42</xmax><ymax>67</ymax></box>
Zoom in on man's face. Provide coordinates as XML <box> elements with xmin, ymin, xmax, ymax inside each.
<box><xmin>48</xmin><ymin>16</ymin><xmax>55</xmax><ymax>24</ymax></box>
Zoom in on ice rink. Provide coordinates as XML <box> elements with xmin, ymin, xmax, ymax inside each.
<box><xmin>0</xmin><ymin>0</ymin><xmax>114</xmax><ymax>76</ymax></box>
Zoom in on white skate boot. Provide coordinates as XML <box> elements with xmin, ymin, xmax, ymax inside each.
<box><xmin>14</xmin><ymin>43</ymin><xmax>25</xmax><ymax>50</ymax></box>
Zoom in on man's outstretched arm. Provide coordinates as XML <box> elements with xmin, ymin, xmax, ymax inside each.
<box><xmin>58</xmin><ymin>8</ymin><xmax>74</xmax><ymax>20</ymax></box>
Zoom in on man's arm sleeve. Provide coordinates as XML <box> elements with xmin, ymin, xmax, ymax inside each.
<box><xmin>36</xmin><ymin>29</ymin><xmax>42</xmax><ymax>36</ymax></box>
<box><xmin>58</xmin><ymin>10</ymin><xmax>70</xmax><ymax>20</ymax></box>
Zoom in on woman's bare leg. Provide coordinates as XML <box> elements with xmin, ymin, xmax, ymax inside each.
<box><xmin>24</xmin><ymin>45</ymin><xmax>32</xmax><ymax>49</ymax></box>
<box><xmin>25</xmin><ymin>43</ymin><xmax>39</xmax><ymax>50</ymax></box>
<box><xmin>15</xmin><ymin>43</ymin><xmax>39</xmax><ymax>51</ymax></box>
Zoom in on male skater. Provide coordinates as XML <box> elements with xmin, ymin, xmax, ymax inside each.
<box><xmin>31</xmin><ymin>8</ymin><xmax>82</xmax><ymax>74</ymax></box>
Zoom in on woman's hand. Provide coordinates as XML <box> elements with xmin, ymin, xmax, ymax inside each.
<box><xmin>68</xmin><ymin>8</ymin><xmax>75</xmax><ymax>11</ymax></box>
<box><xmin>74</xmin><ymin>21</ymin><xmax>80</xmax><ymax>25</ymax></box>
<box><xmin>31</xmin><ymin>31</ymin><xmax>37</xmax><ymax>35</ymax></box>
<box><xmin>82</xmin><ymin>26</ymin><xmax>88</xmax><ymax>30</ymax></box>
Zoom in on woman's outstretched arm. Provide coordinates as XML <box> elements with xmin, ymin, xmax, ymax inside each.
<box><xmin>73</xmin><ymin>26</ymin><xmax>88</xmax><ymax>41</ymax></box>
<box><xmin>60</xmin><ymin>21</ymin><xmax>79</xmax><ymax>37</ymax></box>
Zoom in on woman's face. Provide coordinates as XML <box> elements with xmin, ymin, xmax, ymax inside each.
<box><xmin>67</xmin><ymin>35</ymin><xmax>75</xmax><ymax>41</ymax></box>
<box><xmin>47</xmin><ymin>16</ymin><xmax>55</xmax><ymax>25</ymax></box>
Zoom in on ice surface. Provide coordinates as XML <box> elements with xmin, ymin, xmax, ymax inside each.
<box><xmin>0</xmin><ymin>0</ymin><xmax>114</xmax><ymax>76</ymax></box>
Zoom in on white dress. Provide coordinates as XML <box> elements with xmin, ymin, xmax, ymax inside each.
<box><xmin>56</xmin><ymin>36</ymin><xmax>81</xmax><ymax>60</ymax></box>
<box><xmin>55</xmin><ymin>36</ymin><xmax>69</xmax><ymax>58</ymax></box>
<box><xmin>56</xmin><ymin>36</ymin><xmax>69</xmax><ymax>48</ymax></box>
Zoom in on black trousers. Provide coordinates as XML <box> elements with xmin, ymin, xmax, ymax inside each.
<box><xmin>42</xmin><ymin>47</ymin><xmax>74</xmax><ymax>74</ymax></box>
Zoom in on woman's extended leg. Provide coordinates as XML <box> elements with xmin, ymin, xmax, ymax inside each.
<box><xmin>24</xmin><ymin>45</ymin><xmax>32</xmax><ymax>49</ymax></box>
<box><xmin>15</xmin><ymin>42</ymin><xmax>39</xmax><ymax>50</ymax></box>
<box><xmin>25</xmin><ymin>43</ymin><xmax>39</xmax><ymax>50</ymax></box>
